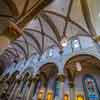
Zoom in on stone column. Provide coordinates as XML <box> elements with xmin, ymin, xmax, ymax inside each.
<box><xmin>8</xmin><ymin>76</ymin><xmax>21</xmax><ymax>100</ymax></box>
<box><xmin>46</xmin><ymin>76</ymin><xmax>56</xmax><ymax>100</ymax></box>
<box><xmin>69</xmin><ymin>81</ymin><xmax>75</xmax><ymax>100</ymax></box>
<box><xmin>37</xmin><ymin>73</ymin><xmax>47</xmax><ymax>100</ymax></box>
<box><xmin>0</xmin><ymin>76</ymin><xmax>9</xmax><ymax>97</ymax></box>
<box><xmin>66</xmin><ymin>66</ymin><xmax>77</xmax><ymax>100</ymax></box>
<box><xmin>12</xmin><ymin>76</ymin><xmax>24</xmax><ymax>100</ymax></box>
<box><xmin>23</xmin><ymin>78</ymin><xmax>30</xmax><ymax>99</ymax></box>
<box><xmin>63</xmin><ymin>80</ymin><xmax>69</xmax><ymax>100</ymax></box>
<box><xmin>55</xmin><ymin>74</ymin><xmax>65</xmax><ymax>100</ymax></box>
<box><xmin>7</xmin><ymin>75</ymin><xmax>17</xmax><ymax>96</ymax></box>
<box><xmin>26</xmin><ymin>76</ymin><xmax>39</xmax><ymax>100</ymax></box>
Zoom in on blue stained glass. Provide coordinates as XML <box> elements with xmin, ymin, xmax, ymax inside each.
<box><xmin>83</xmin><ymin>74</ymin><xmax>100</xmax><ymax>100</ymax></box>
<box><xmin>88</xmin><ymin>95</ymin><xmax>98</xmax><ymax>98</ymax></box>
<box><xmin>55</xmin><ymin>81</ymin><xmax>61</xmax><ymax>96</ymax></box>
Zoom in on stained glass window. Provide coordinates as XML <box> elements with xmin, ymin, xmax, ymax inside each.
<box><xmin>55</xmin><ymin>81</ymin><xmax>61</xmax><ymax>96</ymax></box>
<box><xmin>47</xmin><ymin>91</ymin><xmax>53</xmax><ymax>100</ymax></box>
<box><xmin>73</xmin><ymin>40</ymin><xmax>80</xmax><ymax>48</ymax></box>
<box><xmin>77</xmin><ymin>95</ymin><xmax>84</xmax><ymax>100</ymax></box>
<box><xmin>71</xmin><ymin>38</ymin><xmax>81</xmax><ymax>52</ymax></box>
<box><xmin>64</xmin><ymin>94</ymin><xmax>69</xmax><ymax>100</ymax></box>
<box><xmin>83</xmin><ymin>74</ymin><xmax>100</xmax><ymax>100</ymax></box>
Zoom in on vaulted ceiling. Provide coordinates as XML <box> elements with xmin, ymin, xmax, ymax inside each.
<box><xmin>0</xmin><ymin>0</ymin><xmax>100</xmax><ymax>67</ymax></box>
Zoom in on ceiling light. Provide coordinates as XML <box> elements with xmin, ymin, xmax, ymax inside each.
<box><xmin>60</xmin><ymin>37</ymin><xmax>68</xmax><ymax>47</ymax></box>
<box><xmin>76</xmin><ymin>62</ymin><xmax>82</xmax><ymax>72</ymax></box>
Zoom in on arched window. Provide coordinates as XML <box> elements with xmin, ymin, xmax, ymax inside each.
<box><xmin>49</xmin><ymin>48</ymin><xmax>53</xmax><ymax>57</ymax></box>
<box><xmin>71</xmin><ymin>38</ymin><xmax>81</xmax><ymax>52</ymax></box>
<box><xmin>83</xmin><ymin>74</ymin><xmax>100</xmax><ymax>100</ymax></box>
<box><xmin>47</xmin><ymin>47</ymin><xmax>54</xmax><ymax>57</ymax></box>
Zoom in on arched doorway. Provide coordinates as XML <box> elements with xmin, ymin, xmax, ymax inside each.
<box><xmin>64</xmin><ymin>54</ymin><xmax>100</xmax><ymax>100</ymax></box>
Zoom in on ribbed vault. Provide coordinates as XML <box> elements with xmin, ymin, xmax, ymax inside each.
<box><xmin>0</xmin><ymin>0</ymin><xmax>99</xmax><ymax>71</ymax></box>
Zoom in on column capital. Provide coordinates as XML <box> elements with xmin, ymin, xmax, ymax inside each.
<box><xmin>57</xmin><ymin>74</ymin><xmax>65</xmax><ymax>82</ymax></box>
<box><xmin>29</xmin><ymin>76</ymin><xmax>39</xmax><ymax>83</ymax></box>
<box><xmin>16</xmin><ymin>78</ymin><xmax>21</xmax><ymax>83</ymax></box>
<box><xmin>68</xmin><ymin>81</ymin><xmax>75</xmax><ymax>88</ymax></box>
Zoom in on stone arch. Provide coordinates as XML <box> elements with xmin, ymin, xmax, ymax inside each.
<box><xmin>21</xmin><ymin>67</ymin><xmax>34</xmax><ymax>79</ymax></box>
<box><xmin>64</xmin><ymin>54</ymin><xmax>100</xmax><ymax>69</ymax></box>
<box><xmin>64</xmin><ymin>54</ymin><xmax>100</xmax><ymax>92</ymax></box>
<box><xmin>38</xmin><ymin>63</ymin><xmax>59</xmax><ymax>80</ymax></box>
<box><xmin>8</xmin><ymin>70</ymin><xmax>20</xmax><ymax>81</ymax></box>
<box><xmin>11</xmin><ymin>70</ymin><xmax>19</xmax><ymax>76</ymax></box>
<box><xmin>36</xmin><ymin>58</ymin><xmax>61</xmax><ymax>74</ymax></box>
<box><xmin>64</xmin><ymin>54</ymin><xmax>100</xmax><ymax>77</ymax></box>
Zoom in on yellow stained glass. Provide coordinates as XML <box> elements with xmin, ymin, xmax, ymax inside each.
<box><xmin>38</xmin><ymin>92</ymin><xmax>43</xmax><ymax>99</ymax></box>
<box><xmin>77</xmin><ymin>95</ymin><xmax>84</xmax><ymax>100</ymax></box>
<box><xmin>47</xmin><ymin>93</ymin><xmax>53</xmax><ymax>100</ymax></box>
<box><xmin>64</xmin><ymin>95</ymin><xmax>69</xmax><ymax>100</ymax></box>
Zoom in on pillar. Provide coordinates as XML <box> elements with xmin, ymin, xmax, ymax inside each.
<box><xmin>26</xmin><ymin>76</ymin><xmax>39</xmax><ymax>100</ymax></box>
<box><xmin>55</xmin><ymin>74</ymin><xmax>65</xmax><ymax>100</ymax></box>
<box><xmin>69</xmin><ymin>81</ymin><xmax>75</xmax><ymax>100</ymax></box>
<box><xmin>23</xmin><ymin>78</ymin><xmax>30</xmax><ymax>99</ymax></box>
<box><xmin>46</xmin><ymin>76</ymin><xmax>56</xmax><ymax>100</ymax></box>
<box><xmin>63</xmin><ymin>80</ymin><xmax>69</xmax><ymax>100</ymax></box>
<box><xmin>37</xmin><ymin>73</ymin><xmax>47</xmax><ymax>100</ymax></box>
<box><xmin>6</xmin><ymin>78</ymin><xmax>16</xmax><ymax>96</ymax></box>
<box><xmin>8</xmin><ymin>75</ymin><xmax>21</xmax><ymax>100</ymax></box>
<box><xmin>12</xmin><ymin>76</ymin><xmax>25</xmax><ymax>100</ymax></box>
<box><xmin>0</xmin><ymin>74</ymin><xmax>9</xmax><ymax>97</ymax></box>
